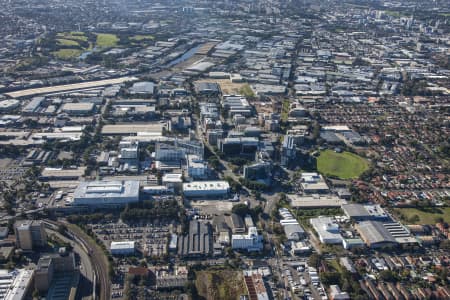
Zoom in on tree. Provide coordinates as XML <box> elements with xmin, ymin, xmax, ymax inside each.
<box><xmin>308</xmin><ymin>253</ymin><xmax>321</xmax><ymax>269</ymax></box>
<box><xmin>435</xmin><ymin>216</ymin><xmax>444</xmax><ymax>224</ymax></box>
<box><xmin>409</xmin><ymin>214</ymin><xmax>420</xmax><ymax>224</ymax></box>
<box><xmin>320</xmin><ymin>271</ymin><xmax>340</xmax><ymax>285</ymax></box>
<box><xmin>379</xmin><ymin>270</ymin><xmax>398</xmax><ymax>282</ymax></box>
<box><xmin>208</xmin><ymin>157</ymin><xmax>220</xmax><ymax>170</ymax></box>
<box><xmin>232</xmin><ymin>203</ymin><xmax>250</xmax><ymax>218</ymax></box>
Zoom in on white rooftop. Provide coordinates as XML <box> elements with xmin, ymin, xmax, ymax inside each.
<box><xmin>110</xmin><ymin>241</ymin><xmax>135</xmax><ymax>250</ymax></box>
<box><xmin>183</xmin><ymin>181</ymin><xmax>230</xmax><ymax>191</ymax></box>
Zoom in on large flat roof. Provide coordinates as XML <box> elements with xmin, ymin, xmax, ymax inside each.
<box><xmin>342</xmin><ymin>204</ymin><xmax>388</xmax><ymax>219</ymax></box>
<box><xmin>41</xmin><ymin>167</ymin><xmax>86</xmax><ymax>179</ymax></box>
<box><xmin>5</xmin><ymin>76</ymin><xmax>137</xmax><ymax>98</ymax></box>
<box><xmin>102</xmin><ymin>123</ymin><xmax>165</xmax><ymax>135</ymax></box>
<box><xmin>1</xmin><ymin>269</ymin><xmax>34</xmax><ymax>300</ymax></box>
<box><xmin>73</xmin><ymin>180</ymin><xmax>139</xmax><ymax>200</ymax></box>
<box><xmin>310</xmin><ymin>216</ymin><xmax>342</xmax><ymax>243</ymax></box>
<box><xmin>183</xmin><ymin>181</ymin><xmax>230</xmax><ymax>191</ymax></box>
<box><xmin>288</xmin><ymin>194</ymin><xmax>346</xmax><ymax>208</ymax></box>
<box><xmin>110</xmin><ymin>241</ymin><xmax>135</xmax><ymax>250</ymax></box>
<box><xmin>356</xmin><ymin>221</ymin><xmax>397</xmax><ymax>245</ymax></box>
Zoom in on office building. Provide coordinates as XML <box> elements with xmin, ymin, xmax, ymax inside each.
<box><xmin>34</xmin><ymin>252</ymin><xmax>76</xmax><ymax>295</ymax></box>
<box><xmin>155</xmin><ymin>142</ymin><xmax>184</xmax><ymax>162</ymax></box>
<box><xmin>243</xmin><ymin>161</ymin><xmax>272</xmax><ymax>183</ymax></box>
<box><xmin>35</xmin><ymin>256</ymin><xmax>54</xmax><ymax>292</ymax></box>
<box><xmin>186</xmin><ymin>154</ymin><xmax>207</xmax><ymax>179</ymax></box>
<box><xmin>280</xmin><ymin>135</ymin><xmax>296</xmax><ymax>167</ymax></box>
<box><xmin>218</xmin><ymin>137</ymin><xmax>259</xmax><ymax>155</ymax></box>
<box><xmin>110</xmin><ymin>241</ymin><xmax>136</xmax><ymax>255</ymax></box>
<box><xmin>222</xmin><ymin>95</ymin><xmax>252</xmax><ymax>117</ymax></box>
<box><xmin>231</xmin><ymin>227</ymin><xmax>263</xmax><ymax>252</ymax></box>
<box><xmin>14</xmin><ymin>220</ymin><xmax>47</xmax><ymax>251</ymax></box>
<box><xmin>119</xmin><ymin>141</ymin><xmax>139</xmax><ymax>160</ymax></box>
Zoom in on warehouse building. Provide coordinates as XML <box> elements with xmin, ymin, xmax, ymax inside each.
<box><xmin>61</xmin><ymin>102</ymin><xmax>95</xmax><ymax>115</ymax></box>
<box><xmin>288</xmin><ymin>194</ymin><xmax>346</xmax><ymax>208</ymax></box>
<box><xmin>0</xmin><ymin>269</ymin><xmax>34</xmax><ymax>300</ymax></box>
<box><xmin>22</xmin><ymin>97</ymin><xmax>44</xmax><ymax>114</ymax></box>
<box><xmin>182</xmin><ymin>181</ymin><xmax>230</xmax><ymax>198</ymax></box>
<box><xmin>310</xmin><ymin>216</ymin><xmax>343</xmax><ymax>244</ymax></box>
<box><xmin>129</xmin><ymin>81</ymin><xmax>155</xmax><ymax>95</ymax></box>
<box><xmin>178</xmin><ymin>220</ymin><xmax>212</xmax><ymax>257</ymax></box>
<box><xmin>278</xmin><ymin>208</ymin><xmax>306</xmax><ymax>241</ymax></box>
<box><xmin>194</xmin><ymin>82</ymin><xmax>220</xmax><ymax>95</ymax></box>
<box><xmin>300</xmin><ymin>172</ymin><xmax>329</xmax><ymax>194</ymax></box>
<box><xmin>342</xmin><ymin>204</ymin><xmax>389</xmax><ymax>221</ymax></box>
<box><xmin>244</xmin><ymin>273</ymin><xmax>269</xmax><ymax>300</ymax></box>
<box><xmin>230</xmin><ymin>214</ymin><xmax>245</xmax><ymax>234</ymax></box>
<box><xmin>73</xmin><ymin>180</ymin><xmax>140</xmax><ymax>206</ymax></box>
<box><xmin>283</xmin><ymin>223</ymin><xmax>306</xmax><ymax>241</ymax></box>
<box><xmin>355</xmin><ymin>221</ymin><xmax>398</xmax><ymax>249</ymax></box>
<box><xmin>110</xmin><ymin>241</ymin><xmax>136</xmax><ymax>255</ymax></box>
<box><xmin>0</xmin><ymin>99</ymin><xmax>20</xmax><ymax>111</ymax></box>
<box><xmin>40</xmin><ymin>167</ymin><xmax>86</xmax><ymax>181</ymax></box>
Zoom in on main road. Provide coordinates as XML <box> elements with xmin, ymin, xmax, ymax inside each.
<box><xmin>65</xmin><ymin>222</ymin><xmax>111</xmax><ymax>300</ymax></box>
<box><xmin>45</xmin><ymin>220</ymin><xmax>111</xmax><ymax>300</ymax></box>
<box><xmin>44</xmin><ymin>227</ymin><xmax>94</xmax><ymax>300</ymax></box>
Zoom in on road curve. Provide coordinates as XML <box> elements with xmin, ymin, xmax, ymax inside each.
<box><xmin>45</xmin><ymin>220</ymin><xmax>111</xmax><ymax>300</ymax></box>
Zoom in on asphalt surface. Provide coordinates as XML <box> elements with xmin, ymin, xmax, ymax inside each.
<box><xmin>64</xmin><ymin>222</ymin><xmax>111</xmax><ymax>300</ymax></box>
<box><xmin>45</xmin><ymin>228</ymin><xmax>94</xmax><ymax>300</ymax></box>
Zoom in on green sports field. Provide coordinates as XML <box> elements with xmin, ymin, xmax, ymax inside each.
<box><xmin>95</xmin><ymin>33</ymin><xmax>119</xmax><ymax>48</ymax></box>
<box><xmin>394</xmin><ymin>207</ymin><xmax>450</xmax><ymax>225</ymax></box>
<box><xmin>52</xmin><ymin>49</ymin><xmax>83</xmax><ymax>59</ymax></box>
<box><xmin>317</xmin><ymin>150</ymin><xmax>369</xmax><ymax>179</ymax></box>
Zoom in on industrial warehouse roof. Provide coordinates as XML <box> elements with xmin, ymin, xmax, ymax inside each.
<box><xmin>40</xmin><ymin>167</ymin><xmax>86</xmax><ymax>179</ymax></box>
<box><xmin>288</xmin><ymin>194</ymin><xmax>346</xmax><ymax>208</ymax></box>
<box><xmin>342</xmin><ymin>203</ymin><xmax>370</xmax><ymax>218</ymax></box>
<box><xmin>5</xmin><ymin>76</ymin><xmax>137</xmax><ymax>98</ymax></box>
<box><xmin>356</xmin><ymin>221</ymin><xmax>397</xmax><ymax>246</ymax></box>
<box><xmin>73</xmin><ymin>180</ymin><xmax>139</xmax><ymax>199</ymax></box>
<box><xmin>61</xmin><ymin>102</ymin><xmax>95</xmax><ymax>110</ymax></box>
<box><xmin>342</xmin><ymin>204</ymin><xmax>389</xmax><ymax>220</ymax></box>
<box><xmin>101</xmin><ymin>123</ymin><xmax>165</xmax><ymax>135</ymax></box>
<box><xmin>183</xmin><ymin>181</ymin><xmax>230</xmax><ymax>191</ymax></box>
<box><xmin>283</xmin><ymin>223</ymin><xmax>306</xmax><ymax>240</ymax></box>
<box><xmin>110</xmin><ymin>241</ymin><xmax>135</xmax><ymax>250</ymax></box>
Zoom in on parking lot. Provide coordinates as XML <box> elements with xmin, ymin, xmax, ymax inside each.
<box><xmin>282</xmin><ymin>260</ymin><xmax>327</xmax><ymax>300</ymax></box>
<box><xmin>89</xmin><ymin>220</ymin><xmax>172</xmax><ymax>257</ymax></box>
<box><xmin>188</xmin><ymin>199</ymin><xmax>235</xmax><ymax>215</ymax></box>
<box><xmin>0</xmin><ymin>158</ymin><xmax>27</xmax><ymax>184</ymax></box>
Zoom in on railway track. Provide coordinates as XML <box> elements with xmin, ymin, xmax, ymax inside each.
<box><xmin>44</xmin><ymin>220</ymin><xmax>110</xmax><ymax>300</ymax></box>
